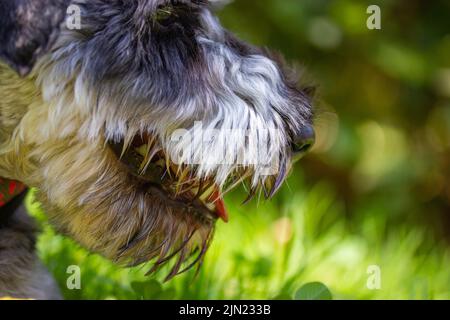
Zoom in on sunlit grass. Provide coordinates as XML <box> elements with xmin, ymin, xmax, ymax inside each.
<box><xmin>28</xmin><ymin>170</ymin><xmax>450</xmax><ymax>300</ymax></box>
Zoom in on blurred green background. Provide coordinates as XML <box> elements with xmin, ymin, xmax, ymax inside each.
<box><xmin>31</xmin><ymin>0</ymin><xmax>450</xmax><ymax>299</ymax></box>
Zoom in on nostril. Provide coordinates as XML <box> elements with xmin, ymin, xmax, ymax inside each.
<box><xmin>292</xmin><ymin>125</ymin><xmax>315</xmax><ymax>159</ymax></box>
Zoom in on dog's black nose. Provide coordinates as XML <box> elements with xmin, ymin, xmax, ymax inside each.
<box><xmin>292</xmin><ymin>125</ymin><xmax>315</xmax><ymax>160</ymax></box>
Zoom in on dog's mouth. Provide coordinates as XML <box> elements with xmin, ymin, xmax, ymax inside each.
<box><xmin>108</xmin><ymin>134</ymin><xmax>230</xmax><ymax>223</ymax></box>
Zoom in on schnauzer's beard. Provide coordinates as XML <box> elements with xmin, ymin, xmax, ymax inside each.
<box><xmin>0</xmin><ymin>0</ymin><xmax>313</xmax><ymax>279</ymax></box>
<box><xmin>2</xmin><ymin>96</ymin><xmax>216</xmax><ymax>278</ymax></box>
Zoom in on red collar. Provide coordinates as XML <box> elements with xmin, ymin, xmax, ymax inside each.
<box><xmin>0</xmin><ymin>178</ymin><xmax>26</xmax><ymax>208</ymax></box>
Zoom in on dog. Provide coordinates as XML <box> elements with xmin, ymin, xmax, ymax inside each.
<box><xmin>0</xmin><ymin>0</ymin><xmax>315</xmax><ymax>299</ymax></box>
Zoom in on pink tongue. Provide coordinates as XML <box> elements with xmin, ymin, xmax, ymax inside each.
<box><xmin>210</xmin><ymin>191</ymin><xmax>229</xmax><ymax>223</ymax></box>
<box><xmin>215</xmin><ymin>198</ymin><xmax>229</xmax><ymax>223</ymax></box>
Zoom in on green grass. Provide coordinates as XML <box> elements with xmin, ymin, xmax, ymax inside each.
<box><xmin>28</xmin><ymin>171</ymin><xmax>450</xmax><ymax>300</ymax></box>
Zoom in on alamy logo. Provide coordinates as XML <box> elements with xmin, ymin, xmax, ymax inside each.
<box><xmin>66</xmin><ymin>265</ymin><xmax>81</xmax><ymax>290</ymax></box>
<box><xmin>169</xmin><ymin>121</ymin><xmax>281</xmax><ymax>175</ymax></box>
<box><xmin>366</xmin><ymin>265</ymin><xmax>382</xmax><ymax>290</ymax></box>
<box><xmin>367</xmin><ymin>5</ymin><xmax>382</xmax><ymax>30</ymax></box>
<box><xmin>66</xmin><ymin>5</ymin><xmax>82</xmax><ymax>30</ymax></box>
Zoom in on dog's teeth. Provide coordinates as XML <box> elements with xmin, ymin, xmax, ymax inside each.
<box><xmin>140</xmin><ymin>147</ymin><xmax>161</xmax><ymax>173</ymax></box>
<box><xmin>180</xmin><ymin>167</ymin><xmax>191</xmax><ymax>181</ymax></box>
<box><xmin>255</xmin><ymin>183</ymin><xmax>263</xmax><ymax>198</ymax></box>
<box><xmin>199</xmin><ymin>184</ymin><xmax>215</xmax><ymax>201</ymax></box>
<box><xmin>176</xmin><ymin>167</ymin><xmax>190</xmax><ymax>193</ymax></box>
<box><xmin>262</xmin><ymin>180</ymin><xmax>271</xmax><ymax>199</ymax></box>
<box><xmin>138</xmin><ymin>145</ymin><xmax>152</xmax><ymax>172</ymax></box>
<box><xmin>190</xmin><ymin>186</ymin><xmax>199</xmax><ymax>196</ymax></box>
<box><xmin>242</xmin><ymin>186</ymin><xmax>257</xmax><ymax>205</ymax></box>
<box><xmin>194</xmin><ymin>179</ymin><xmax>205</xmax><ymax>199</ymax></box>
<box><xmin>263</xmin><ymin>177</ymin><xmax>274</xmax><ymax>199</ymax></box>
<box><xmin>221</xmin><ymin>170</ymin><xmax>252</xmax><ymax>197</ymax></box>
<box><xmin>155</xmin><ymin>159</ymin><xmax>165</xmax><ymax>167</ymax></box>
<box><xmin>136</xmin><ymin>144</ymin><xmax>148</xmax><ymax>157</ymax></box>
<box><xmin>205</xmin><ymin>202</ymin><xmax>215</xmax><ymax>211</ymax></box>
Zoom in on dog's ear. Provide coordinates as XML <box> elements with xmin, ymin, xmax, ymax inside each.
<box><xmin>0</xmin><ymin>0</ymin><xmax>70</xmax><ymax>76</ymax></box>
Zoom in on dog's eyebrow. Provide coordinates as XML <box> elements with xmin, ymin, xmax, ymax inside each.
<box><xmin>0</xmin><ymin>0</ymin><xmax>70</xmax><ymax>76</ymax></box>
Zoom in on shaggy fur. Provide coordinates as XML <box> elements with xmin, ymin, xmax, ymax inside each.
<box><xmin>0</xmin><ymin>0</ymin><xmax>315</xmax><ymax>298</ymax></box>
<box><xmin>0</xmin><ymin>192</ymin><xmax>61</xmax><ymax>299</ymax></box>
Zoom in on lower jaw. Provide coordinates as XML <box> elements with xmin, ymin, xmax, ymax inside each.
<box><xmin>145</xmin><ymin>182</ymin><xmax>229</xmax><ymax>223</ymax></box>
<box><xmin>108</xmin><ymin>139</ymin><xmax>229</xmax><ymax>222</ymax></box>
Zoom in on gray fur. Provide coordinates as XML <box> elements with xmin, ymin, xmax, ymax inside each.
<box><xmin>0</xmin><ymin>0</ymin><xmax>314</xmax><ymax>298</ymax></box>
<box><xmin>0</xmin><ymin>204</ymin><xmax>61</xmax><ymax>300</ymax></box>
